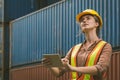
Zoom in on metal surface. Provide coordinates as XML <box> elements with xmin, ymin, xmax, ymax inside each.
<box><xmin>107</xmin><ymin>51</ymin><xmax>120</xmax><ymax>80</ymax></box>
<box><xmin>10</xmin><ymin>65</ymin><xmax>69</xmax><ymax>80</ymax></box>
<box><xmin>4</xmin><ymin>0</ymin><xmax>41</xmax><ymax>21</ymax></box>
<box><xmin>0</xmin><ymin>53</ymin><xmax>2</xmax><ymax>69</ymax></box>
<box><xmin>0</xmin><ymin>0</ymin><xmax>3</xmax><ymax>22</ymax></box>
<box><xmin>3</xmin><ymin>22</ymin><xmax>10</xmax><ymax>80</ymax></box>
<box><xmin>10</xmin><ymin>51</ymin><xmax>120</xmax><ymax>80</ymax></box>
<box><xmin>0</xmin><ymin>27</ymin><xmax>2</xmax><ymax>51</ymax></box>
<box><xmin>4</xmin><ymin>0</ymin><xmax>64</xmax><ymax>21</ymax></box>
<box><xmin>10</xmin><ymin>0</ymin><xmax>120</xmax><ymax>66</ymax></box>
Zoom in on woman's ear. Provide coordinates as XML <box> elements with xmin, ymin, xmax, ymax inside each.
<box><xmin>95</xmin><ymin>22</ymin><xmax>99</xmax><ymax>28</ymax></box>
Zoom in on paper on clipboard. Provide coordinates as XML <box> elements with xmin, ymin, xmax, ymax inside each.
<box><xmin>43</xmin><ymin>54</ymin><xmax>63</xmax><ymax>67</ymax></box>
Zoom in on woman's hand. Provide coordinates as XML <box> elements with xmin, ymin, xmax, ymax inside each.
<box><xmin>42</xmin><ymin>57</ymin><xmax>73</xmax><ymax>71</ymax></box>
<box><xmin>42</xmin><ymin>58</ymin><xmax>63</xmax><ymax>77</ymax></box>
<box><xmin>61</xmin><ymin>58</ymin><xmax>73</xmax><ymax>71</ymax></box>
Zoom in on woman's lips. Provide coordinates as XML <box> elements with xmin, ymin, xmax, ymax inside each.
<box><xmin>82</xmin><ymin>24</ymin><xmax>88</xmax><ymax>27</ymax></box>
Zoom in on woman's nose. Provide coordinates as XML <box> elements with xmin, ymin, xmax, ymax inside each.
<box><xmin>83</xmin><ymin>18</ymin><xmax>87</xmax><ymax>22</ymax></box>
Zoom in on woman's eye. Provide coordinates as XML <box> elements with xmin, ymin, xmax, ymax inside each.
<box><xmin>87</xmin><ymin>17</ymin><xmax>90</xmax><ymax>20</ymax></box>
<box><xmin>79</xmin><ymin>19</ymin><xmax>83</xmax><ymax>23</ymax></box>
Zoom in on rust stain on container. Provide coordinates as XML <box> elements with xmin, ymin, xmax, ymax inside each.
<box><xmin>10</xmin><ymin>51</ymin><xmax>120</xmax><ymax>80</ymax></box>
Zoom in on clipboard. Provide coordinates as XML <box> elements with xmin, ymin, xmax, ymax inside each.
<box><xmin>43</xmin><ymin>54</ymin><xmax>63</xmax><ymax>67</ymax></box>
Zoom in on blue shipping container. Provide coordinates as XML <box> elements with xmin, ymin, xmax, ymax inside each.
<box><xmin>4</xmin><ymin>0</ymin><xmax>40</xmax><ymax>21</ymax></box>
<box><xmin>10</xmin><ymin>0</ymin><xmax>120</xmax><ymax>66</ymax></box>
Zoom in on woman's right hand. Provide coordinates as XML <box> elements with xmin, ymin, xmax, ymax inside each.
<box><xmin>42</xmin><ymin>58</ymin><xmax>63</xmax><ymax>77</ymax></box>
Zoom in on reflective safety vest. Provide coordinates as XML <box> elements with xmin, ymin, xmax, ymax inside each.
<box><xmin>70</xmin><ymin>40</ymin><xmax>107</xmax><ymax>80</ymax></box>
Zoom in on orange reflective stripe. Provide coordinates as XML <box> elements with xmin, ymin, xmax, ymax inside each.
<box><xmin>78</xmin><ymin>75</ymin><xmax>84</xmax><ymax>80</ymax></box>
<box><xmin>71</xmin><ymin>41</ymin><xmax>106</xmax><ymax>80</ymax></box>
<box><xmin>85</xmin><ymin>41</ymin><xmax>106</xmax><ymax>66</ymax></box>
<box><xmin>94</xmin><ymin>41</ymin><xmax>106</xmax><ymax>64</ymax></box>
<box><xmin>82</xmin><ymin>41</ymin><xmax>106</xmax><ymax>80</ymax></box>
<box><xmin>78</xmin><ymin>74</ymin><xmax>94</xmax><ymax>80</ymax></box>
<box><xmin>71</xmin><ymin>43</ymin><xmax>82</xmax><ymax>80</ymax></box>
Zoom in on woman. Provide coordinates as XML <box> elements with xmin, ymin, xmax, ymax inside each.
<box><xmin>42</xmin><ymin>9</ymin><xmax>112</xmax><ymax>80</ymax></box>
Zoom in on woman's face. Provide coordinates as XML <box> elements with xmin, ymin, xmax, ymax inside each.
<box><xmin>79</xmin><ymin>15</ymin><xmax>99</xmax><ymax>32</ymax></box>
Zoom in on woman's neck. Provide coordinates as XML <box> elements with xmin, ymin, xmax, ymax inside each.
<box><xmin>84</xmin><ymin>30</ymin><xmax>99</xmax><ymax>43</ymax></box>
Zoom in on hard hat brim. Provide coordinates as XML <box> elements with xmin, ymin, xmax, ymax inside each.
<box><xmin>76</xmin><ymin>12</ymin><xmax>103</xmax><ymax>27</ymax></box>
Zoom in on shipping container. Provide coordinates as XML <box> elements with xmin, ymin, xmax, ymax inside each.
<box><xmin>10</xmin><ymin>51</ymin><xmax>120</xmax><ymax>80</ymax></box>
<box><xmin>0</xmin><ymin>7</ymin><xmax>2</xmax><ymax>22</ymax></box>
<box><xmin>0</xmin><ymin>27</ymin><xmax>2</xmax><ymax>51</ymax></box>
<box><xmin>10</xmin><ymin>0</ymin><xmax>120</xmax><ymax>66</ymax></box>
<box><xmin>10</xmin><ymin>65</ymin><xmax>69</xmax><ymax>80</ymax></box>
<box><xmin>4</xmin><ymin>0</ymin><xmax>40</xmax><ymax>21</ymax></box>
<box><xmin>0</xmin><ymin>28</ymin><xmax>2</xmax><ymax>70</ymax></box>
<box><xmin>107</xmin><ymin>51</ymin><xmax>120</xmax><ymax>80</ymax></box>
<box><xmin>0</xmin><ymin>71</ymin><xmax>2</xmax><ymax>80</ymax></box>
<box><xmin>0</xmin><ymin>0</ymin><xmax>3</xmax><ymax>22</ymax></box>
<box><xmin>3</xmin><ymin>0</ymin><xmax>63</xmax><ymax>21</ymax></box>
<box><xmin>0</xmin><ymin>53</ymin><xmax>2</xmax><ymax>69</ymax></box>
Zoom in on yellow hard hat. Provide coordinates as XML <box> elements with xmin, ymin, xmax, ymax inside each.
<box><xmin>76</xmin><ymin>9</ymin><xmax>103</xmax><ymax>27</ymax></box>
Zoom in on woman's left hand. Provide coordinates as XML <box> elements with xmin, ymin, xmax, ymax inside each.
<box><xmin>61</xmin><ymin>58</ymin><xmax>73</xmax><ymax>71</ymax></box>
